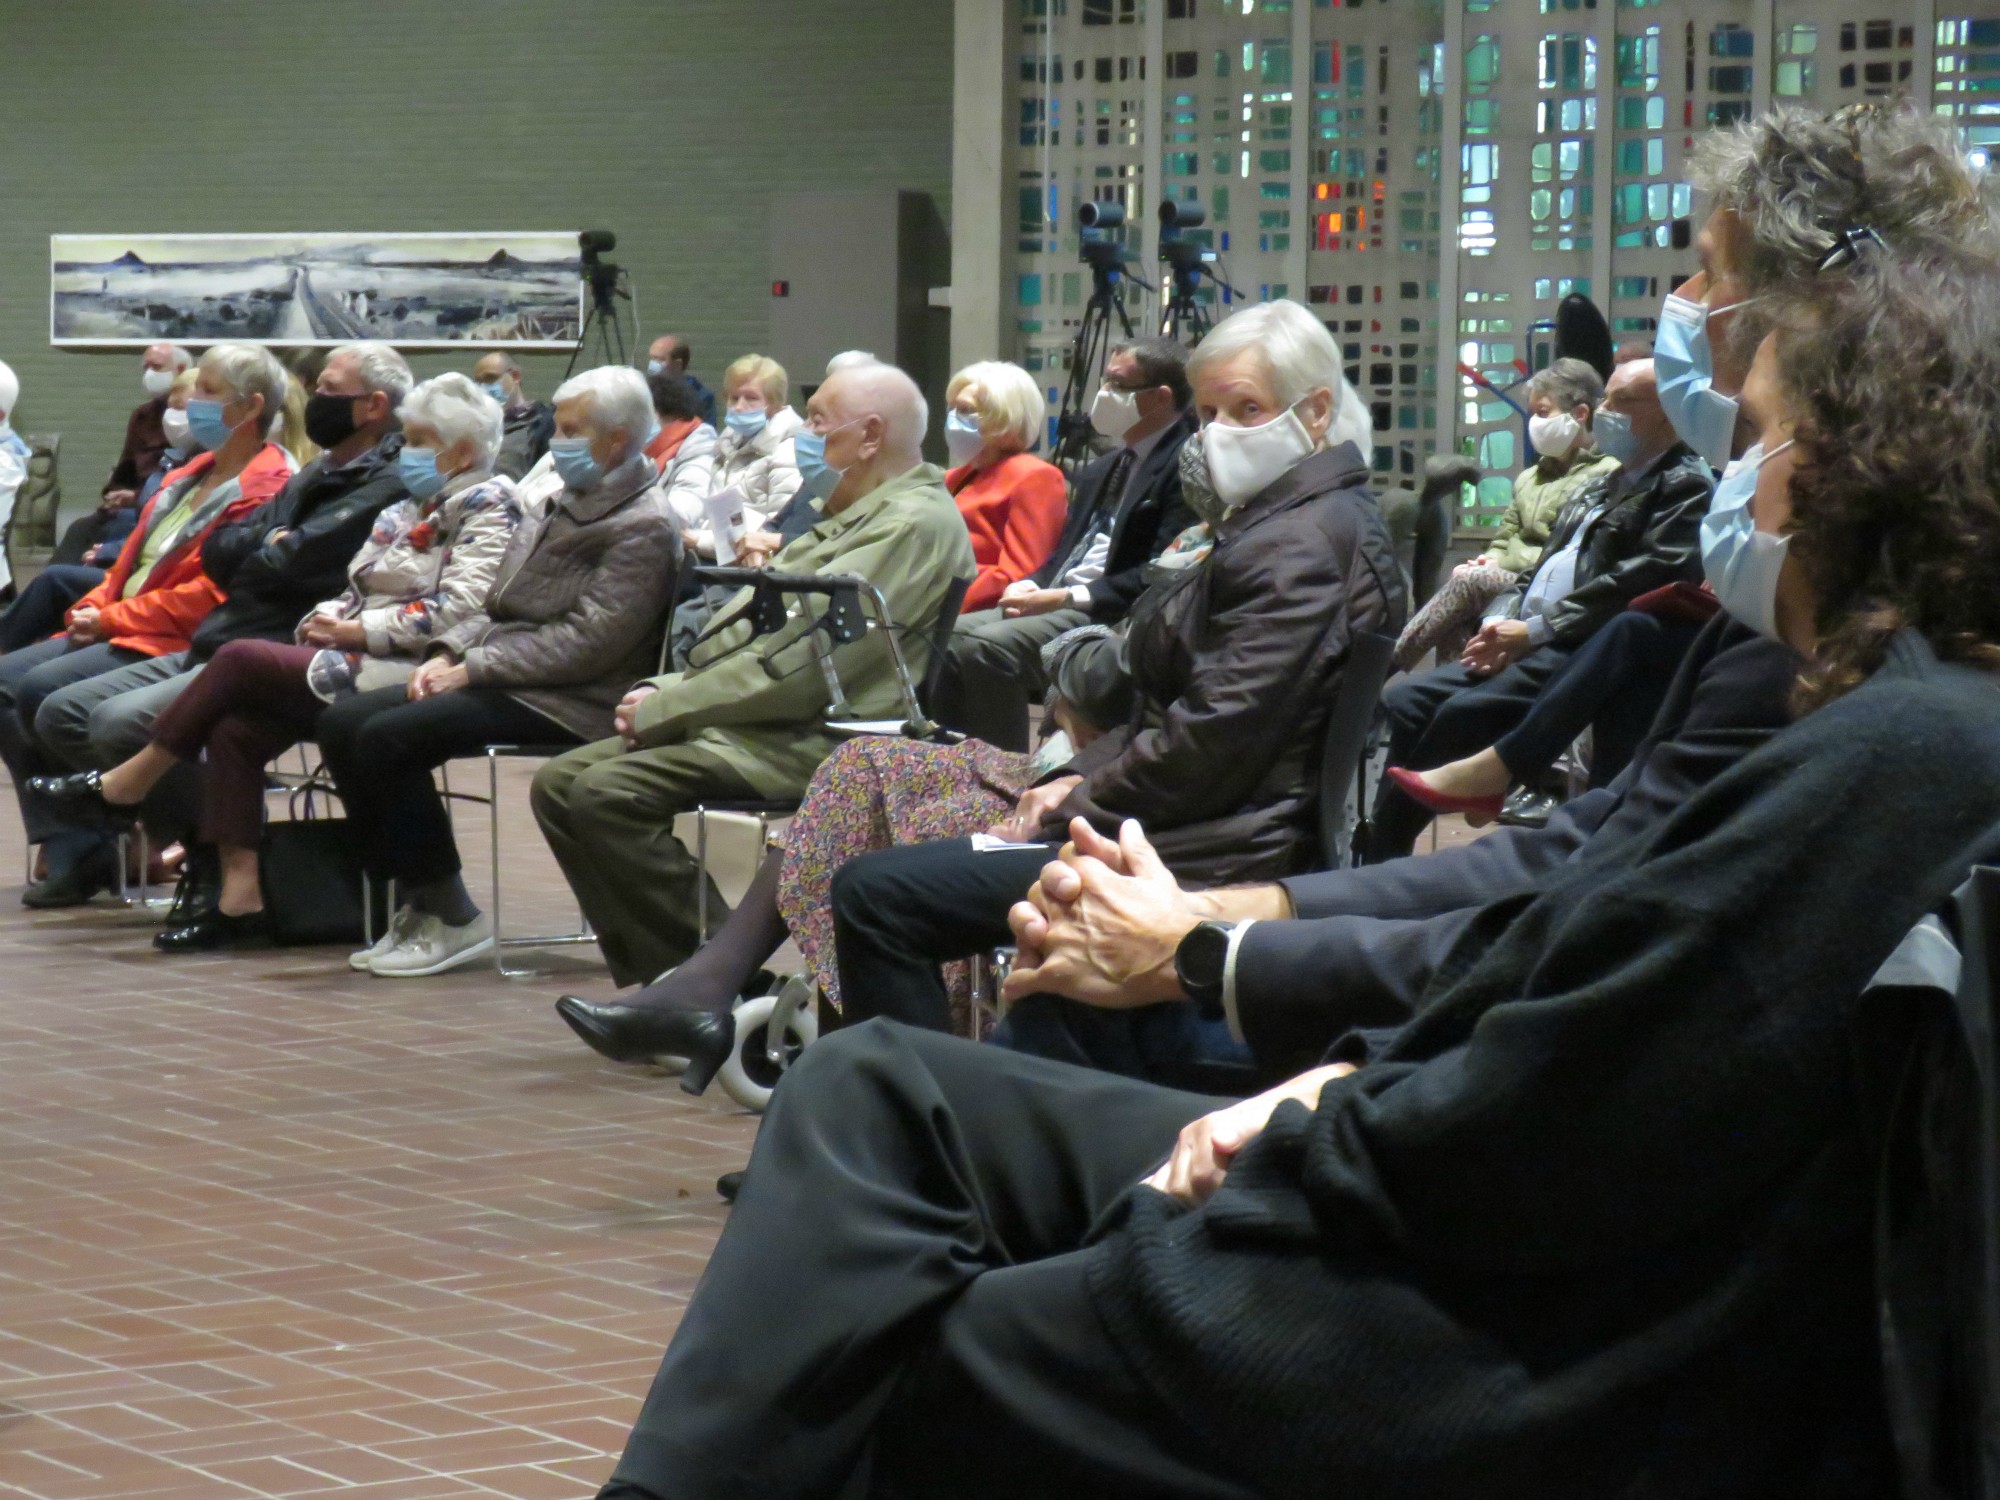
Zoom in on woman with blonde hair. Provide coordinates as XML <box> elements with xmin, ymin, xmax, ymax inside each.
<box><xmin>943</xmin><ymin>360</ymin><xmax>1067</xmax><ymax>611</ymax></box>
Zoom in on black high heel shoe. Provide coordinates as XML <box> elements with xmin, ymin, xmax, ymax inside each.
<box><xmin>26</xmin><ymin>770</ymin><xmax>139</xmax><ymax>827</ymax></box>
<box><xmin>154</xmin><ymin>907</ymin><xmax>270</xmax><ymax>953</ymax></box>
<box><xmin>554</xmin><ymin>995</ymin><xmax>735</xmax><ymax>1095</ymax></box>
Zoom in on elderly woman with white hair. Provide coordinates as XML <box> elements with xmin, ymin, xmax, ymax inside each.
<box><xmin>54</xmin><ymin>373</ymin><xmax>528</xmax><ymax>952</ymax></box>
<box><xmin>311</xmin><ymin>365</ymin><xmax>682</xmax><ymax>978</ymax></box>
<box><xmin>943</xmin><ymin>359</ymin><xmax>1068</xmax><ymax>612</ymax></box>
<box><xmin>557</xmin><ymin>299</ymin><xmax>1405</xmax><ymax>1086</ymax></box>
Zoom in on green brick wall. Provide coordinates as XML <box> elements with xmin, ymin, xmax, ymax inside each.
<box><xmin>1</xmin><ymin>0</ymin><xmax>954</xmax><ymax>519</ymax></box>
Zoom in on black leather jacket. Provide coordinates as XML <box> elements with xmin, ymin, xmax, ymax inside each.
<box><xmin>1493</xmin><ymin>441</ymin><xmax>1713</xmax><ymax>648</ymax></box>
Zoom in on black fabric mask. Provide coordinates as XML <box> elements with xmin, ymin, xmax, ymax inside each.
<box><xmin>304</xmin><ymin>391</ymin><xmax>363</xmax><ymax>449</ymax></box>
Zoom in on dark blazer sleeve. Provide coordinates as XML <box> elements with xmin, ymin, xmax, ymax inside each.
<box><xmin>231</xmin><ymin>472</ymin><xmax>403</xmax><ymax>604</ymax></box>
<box><xmin>1054</xmin><ymin>505</ymin><xmax>1357</xmax><ymax>834</ymax></box>
<box><xmin>1087</xmin><ymin>460</ymin><xmax>1195</xmax><ymax>621</ymax></box>
<box><xmin>1537</xmin><ymin>460</ymin><xmax>1712</xmax><ymax>647</ymax></box>
<box><xmin>1033</xmin><ymin>453</ymin><xmax>1115</xmax><ymax>589</ymax></box>
<box><xmin>103</xmin><ymin>402</ymin><xmax>166</xmax><ymax>497</ymax></box>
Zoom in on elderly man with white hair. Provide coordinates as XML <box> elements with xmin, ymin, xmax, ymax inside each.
<box><xmin>292</xmin><ymin>365</ymin><xmax>682</xmax><ymax>977</ymax></box>
<box><xmin>534</xmin><ymin>358</ymin><xmax>976</xmax><ymax>1011</ymax></box>
<box><xmin>26</xmin><ymin>342</ymin><xmax>417</xmax><ymax>909</ymax></box>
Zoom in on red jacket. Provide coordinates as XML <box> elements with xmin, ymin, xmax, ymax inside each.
<box><xmin>69</xmin><ymin>443</ymin><xmax>296</xmax><ymax>656</ymax></box>
<box><xmin>946</xmin><ymin>451</ymin><xmax>1068</xmax><ymax>611</ymax></box>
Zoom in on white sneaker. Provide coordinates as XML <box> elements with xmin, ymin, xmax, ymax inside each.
<box><xmin>368</xmin><ymin>912</ymin><xmax>495</xmax><ymax>978</ymax></box>
<box><xmin>350</xmin><ymin>904</ymin><xmax>421</xmax><ymax>971</ymax></box>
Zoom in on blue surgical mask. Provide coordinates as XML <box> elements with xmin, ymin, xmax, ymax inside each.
<box><xmin>1700</xmin><ymin>437</ymin><xmax>1795</xmax><ymax>640</ymax></box>
<box><xmin>725</xmin><ymin>409</ymin><xmax>767</xmax><ymax>440</ymax></box>
<box><xmin>646</xmin><ymin>359</ymin><xmax>667</xmax><ymax>377</ymax></box>
<box><xmin>944</xmin><ymin>411</ymin><xmax>984</xmax><ymax>466</ymax></box>
<box><xmin>549</xmin><ymin>435</ymin><xmax>601</xmax><ymax>492</ymax></box>
<box><xmin>185</xmin><ymin>397</ymin><xmax>236</xmax><ymax>453</ymax></box>
<box><xmin>479</xmin><ymin>380</ymin><xmax>510</xmax><ymax>406</ymax></box>
<box><xmin>1654</xmin><ymin>290</ymin><xmax>1753</xmax><ymax>470</ymax></box>
<box><xmin>398</xmin><ymin>445</ymin><xmax>448</xmax><ymax>500</ymax></box>
<box><xmin>792</xmin><ymin>420</ymin><xmax>861</xmax><ymax>502</ymax></box>
<box><xmin>1592</xmin><ymin>408</ymin><xmax>1639</xmax><ymax>466</ymax></box>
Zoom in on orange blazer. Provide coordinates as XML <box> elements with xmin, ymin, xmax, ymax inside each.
<box><xmin>70</xmin><ymin>443</ymin><xmax>296</xmax><ymax>656</ymax></box>
<box><xmin>946</xmin><ymin>451</ymin><xmax>1068</xmax><ymax>612</ymax></box>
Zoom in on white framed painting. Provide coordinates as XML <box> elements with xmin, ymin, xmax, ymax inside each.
<box><xmin>50</xmin><ymin>231</ymin><xmax>584</xmax><ymax>348</ymax></box>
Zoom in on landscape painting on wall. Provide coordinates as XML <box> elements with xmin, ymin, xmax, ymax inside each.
<box><xmin>50</xmin><ymin>232</ymin><xmax>584</xmax><ymax>348</ymax></box>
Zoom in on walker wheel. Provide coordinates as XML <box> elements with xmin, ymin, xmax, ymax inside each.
<box><xmin>716</xmin><ymin>976</ymin><xmax>819</xmax><ymax>1112</ymax></box>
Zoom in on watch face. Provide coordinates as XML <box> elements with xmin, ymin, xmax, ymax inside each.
<box><xmin>1179</xmin><ymin>920</ymin><xmax>1233</xmax><ymax>988</ymax></box>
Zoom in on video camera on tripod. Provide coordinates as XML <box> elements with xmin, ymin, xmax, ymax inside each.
<box><xmin>1157</xmin><ymin>200</ymin><xmax>1236</xmax><ymax>345</ymax></box>
<box><xmin>566</xmin><ymin>229</ymin><xmax>635</xmax><ymax>377</ymax></box>
<box><xmin>1052</xmin><ymin>202</ymin><xmax>1157</xmax><ymax>468</ymax></box>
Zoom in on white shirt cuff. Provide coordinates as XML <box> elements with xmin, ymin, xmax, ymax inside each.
<box><xmin>1220</xmin><ymin>918</ymin><xmax>1257</xmax><ymax>1045</ymax></box>
<box><xmin>1068</xmin><ymin>583</ymin><xmax>1093</xmax><ymax>608</ymax></box>
<box><xmin>1524</xmin><ymin>614</ymin><xmax>1554</xmax><ymax>647</ymax></box>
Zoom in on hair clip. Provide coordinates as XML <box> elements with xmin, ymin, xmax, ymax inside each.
<box><xmin>1816</xmin><ymin>225</ymin><xmax>1887</xmax><ymax>272</ymax></box>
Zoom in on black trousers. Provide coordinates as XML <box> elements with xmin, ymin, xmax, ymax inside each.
<box><xmin>831</xmin><ymin>837</ymin><xmax>1260</xmax><ymax>1089</ymax></box>
<box><xmin>1366</xmin><ymin>642</ymin><xmax>1574</xmax><ymax>860</ymax></box>
<box><xmin>1494</xmin><ymin>612</ymin><xmax>1703</xmax><ymax>790</ymax></box>
<box><xmin>0</xmin><ymin>566</ymin><xmax>105</xmax><ymax>654</ymax></box>
<box><xmin>315</xmin><ymin>685</ymin><xmax>578</xmax><ymax>884</ymax></box>
<box><xmin>0</xmin><ymin>635</ymin><xmax>145</xmax><ymax>844</ymax></box>
<box><xmin>597</xmin><ymin>1021</ymin><xmax>1248</xmax><ymax>1500</ymax></box>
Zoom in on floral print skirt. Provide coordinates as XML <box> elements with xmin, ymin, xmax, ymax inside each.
<box><xmin>776</xmin><ymin>735</ymin><xmax>1038</xmax><ymax>1022</ymax></box>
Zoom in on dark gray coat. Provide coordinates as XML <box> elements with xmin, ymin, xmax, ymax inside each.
<box><xmin>1049</xmin><ymin>442</ymin><xmax>1405</xmax><ymax>883</ymax></box>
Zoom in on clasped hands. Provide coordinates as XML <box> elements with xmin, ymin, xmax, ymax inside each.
<box><xmin>407</xmin><ymin>655</ymin><xmax>470</xmax><ymax>700</ymax></box>
<box><xmin>1459</xmin><ymin>617</ymin><xmax>1532</xmax><ymax>677</ymax></box>
<box><xmin>300</xmin><ymin>612</ymin><xmax>365</xmax><ymax>650</ymax></box>
<box><xmin>999</xmin><ymin>578</ymin><xmax>1073</xmax><ymax>619</ymax></box>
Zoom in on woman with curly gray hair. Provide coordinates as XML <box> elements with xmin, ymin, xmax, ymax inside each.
<box><xmin>1659</xmin><ymin>101</ymin><xmax>2000</xmax><ymax>467</ymax></box>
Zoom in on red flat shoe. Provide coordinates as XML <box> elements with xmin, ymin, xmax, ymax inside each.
<box><xmin>1386</xmin><ymin>766</ymin><xmax>1505</xmax><ymax>820</ymax></box>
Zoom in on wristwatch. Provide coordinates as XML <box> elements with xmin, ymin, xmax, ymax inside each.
<box><xmin>1174</xmin><ymin>919</ymin><xmax>1237</xmax><ymax>1021</ymax></box>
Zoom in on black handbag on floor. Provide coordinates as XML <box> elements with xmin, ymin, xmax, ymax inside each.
<box><xmin>258</xmin><ymin>789</ymin><xmax>388</xmax><ymax>947</ymax></box>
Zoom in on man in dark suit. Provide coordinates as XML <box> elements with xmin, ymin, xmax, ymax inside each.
<box><xmin>937</xmin><ymin>338</ymin><xmax>1196</xmax><ymax>724</ymax></box>
<box><xmin>1364</xmin><ymin>358</ymin><xmax>1714</xmax><ymax>859</ymax></box>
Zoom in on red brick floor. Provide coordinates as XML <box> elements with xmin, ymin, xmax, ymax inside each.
<box><xmin>0</xmin><ymin>758</ymin><xmax>757</xmax><ymax>1500</ymax></box>
<box><xmin>0</xmin><ymin>750</ymin><xmax>1487</xmax><ymax>1500</ymax></box>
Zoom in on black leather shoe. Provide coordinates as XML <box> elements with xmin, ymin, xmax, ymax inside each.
<box><xmin>554</xmin><ymin>996</ymin><xmax>735</xmax><ymax>1095</ymax></box>
<box><xmin>153</xmin><ymin>908</ymin><xmax>271</xmax><ymax>953</ymax></box>
<box><xmin>20</xmin><ymin>845</ymin><xmax>117</xmax><ymax>908</ymax></box>
<box><xmin>716</xmin><ymin>1170</ymin><xmax>744</xmax><ymax>1203</ymax></box>
<box><xmin>1497</xmin><ymin>786</ymin><xmax>1562</xmax><ymax>829</ymax></box>
<box><xmin>26</xmin><ymin>769</ymin><xmax>140</xmax><ymax>826</ymax></box>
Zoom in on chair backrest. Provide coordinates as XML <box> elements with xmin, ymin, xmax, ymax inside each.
<box><xmin>1864</xmin><ymin>867</ymin><xmax>2000</xmax><ymax>1500</ymax></box>
<box><xmin>9</xmin><ymin>433</ymin><xmax>61</xmax><ymax>572</ymax></box>
<box><xmin>916</xmin><ymin>575</ymin><xmax>972</xmax><ymax>717</ymax></box>
<box><xmin>1316</xmin><ymin>631</ymin><xmax>1397</xmax><ymax>869</ymax></box>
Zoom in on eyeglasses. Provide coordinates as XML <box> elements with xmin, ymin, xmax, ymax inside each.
<box><xmin>1815</xmin><ymin>224</ymin><xmax>1886</xmax><ymax>273</ymax></box>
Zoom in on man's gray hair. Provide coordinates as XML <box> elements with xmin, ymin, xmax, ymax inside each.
<box><xmin>1691</xmin><ymin>104</ymin><xmax>2000</xmax><ymax>296</ymax></box>
<box><xmin>1526</xmin><ymin>357</ymin><xmax>1605</xmax><ymax>417</ymax></box>
<box><xmin>198</xmin><ymin>342</ymin><xmax>290</xmax><ymax>423</ymax></box>
<box><xmin>157</xmin><ymin>344</ymin><xmax>192</xmax><ymax>372</ymax></box>
<box><xmin>825</xmin><ymin>349</ymin><xmax>881</xmax><ymax>377</ymax></box>
<box><xmin>1187</xmin><ymin>299</ymin><xmax>1374</xmax><ymax>452</ymax></box>
<box><xmin>553</xmin><ymin>365</ymin><xmax>655</xmax><ymax>451</ymax></box>
<box><xmin>329</xmin><ymin>341</ymin><xmax>415</xmax><ymax>404</ymax></box>
<box><xmin>399</xmin><ymin>373</ymin><xmax>503</xmax><ymax>469</ymax></box>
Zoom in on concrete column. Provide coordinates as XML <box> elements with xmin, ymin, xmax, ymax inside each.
<box><xmin>950</xmin><ymin>0</ymin><xmax>1008</xmax><ymax>370</ymax></box>
<box><xmin>1437</xmin><ymin>5</ymin><xmax>1464</xmax><ymax>458</ymax></box>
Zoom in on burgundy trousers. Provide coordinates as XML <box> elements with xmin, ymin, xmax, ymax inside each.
<box><xmin>149</xmin><ymin>639</ymin><xmax>330</xmax><ymax>848</ymax></box>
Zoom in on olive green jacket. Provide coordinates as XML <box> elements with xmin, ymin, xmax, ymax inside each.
<box><xmin>1484</xmin><ymin>451</ymin><xmax>1620</xmax><ymax>575</ymax></box>
<box><xmin>630</xmin><ymin>462</ymin><xmax>977</xmax><ymax>797</ymax></box>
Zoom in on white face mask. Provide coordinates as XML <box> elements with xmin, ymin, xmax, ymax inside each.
<box><xmin>1201</xmin><ymin>403</ymin><xmax>1316</xmax><ymax>508</ymax></box>
<box><xmin>1528</xmin><ymin>410</ymin><xmax>1582</xmax><ymax>459</ymax></box>
<box><xmin>142</xmin><ymin>367</ymin><xmax>176</xmax><ymax>397</ymax></box>
<box><xmin>1089</xmin><ymin>385</ymin><xmax>1140</xmax><ymax>441</ymax></box>
<box><xmin>161</xmin><ymin>406</ymin><xmax>192</xmax><ymax>451</ymax></box>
